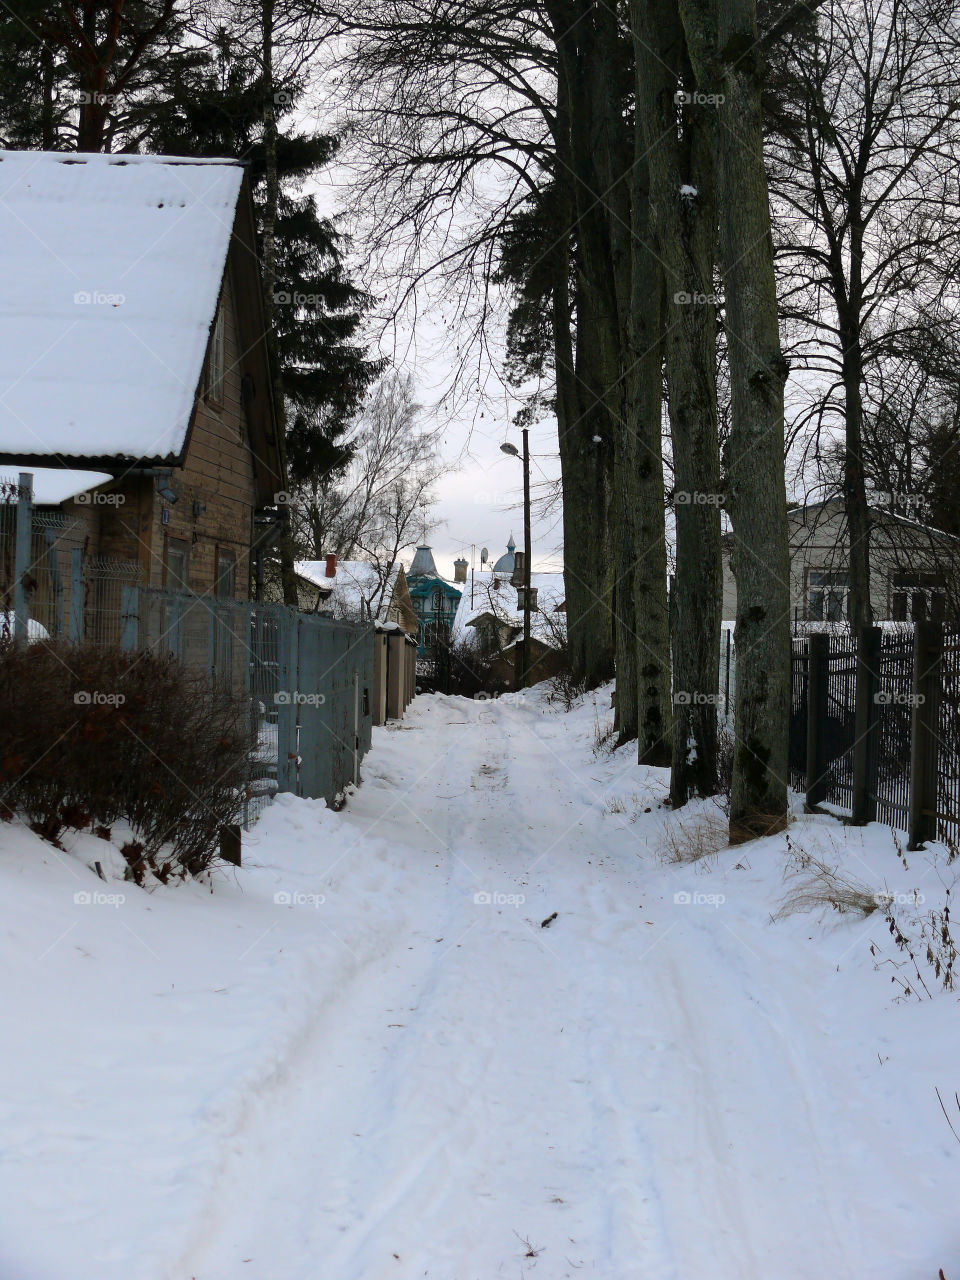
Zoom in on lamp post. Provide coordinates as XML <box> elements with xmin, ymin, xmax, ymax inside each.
<box><xmin>500</xmin><ymin>427</ymin><xmax>531</xmax><ymax>689</ymax></box>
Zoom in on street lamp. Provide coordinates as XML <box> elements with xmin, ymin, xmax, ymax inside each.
<box><xmin>500</xmin><ymin>430</ymin><xmax>531</xmax><ymax>689</ymax></box>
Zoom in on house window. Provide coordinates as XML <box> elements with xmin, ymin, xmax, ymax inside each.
<box><xmin>432</xmin><ymin>587</ymin><xmax>444</xmax><ymax>614</ymax></box>
<box><xmin>215</xmin><ymin>547</ymin><xmax>236</xmax><ymax>598</ymax></box>
<box><xmin>205</xmin><ymin>299</ymin><xmax>225</xmax><ymax>405</ymax></box>
<box><xmin>890</xmin><ymin>573</ymin><xmax>945</xmax><ymax>622</ymax></box>
<box><xmin>164</xmin><ymin>536</ymin><xmax>190</xmax><ymax>592</ymax></box>
<box><xmin>807</xmin><ymin>570</ymin><xmax>849</xmax><ymax>622</ymax></box>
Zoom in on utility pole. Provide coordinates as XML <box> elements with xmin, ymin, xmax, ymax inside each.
<box><xmin>521</xmin><ymin>426</ymin><xmax>531</xmax><ymax>689</ymax></box>
<box><xmin>499</xmin><ymin>431</ymin><xmax>532</xmax><ymax>689</ymax></box>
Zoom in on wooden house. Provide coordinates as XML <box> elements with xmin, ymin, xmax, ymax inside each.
<box><xmin>0</xmin><ymin>150</ymin><xmax>283</xmax><ymax>632</ymax></box>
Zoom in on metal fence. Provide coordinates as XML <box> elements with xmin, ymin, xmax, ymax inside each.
<box><xmin>790</xmin><ymin>623</ymin><xmax>960</xmax><ymax>849</ymax></box>
<box><xmin>0</xmin><ymin>476</ymin><xmax>377</xmax><ymax>825</ymax></box>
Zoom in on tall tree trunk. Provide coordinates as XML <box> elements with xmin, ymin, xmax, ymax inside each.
<box><xmin>549</xmin><ymin>21</ymin><xmax>615</xmax><ymax>690</ymax></box>
<box><xmin>634</xmin><ymin>0</ymin><xmax>722</xmax><ymax>799</ymax></box>
<box><xmin>628</xmin><ymin>158</ymin><xmax>673</xmax><ymax>765</ymax></box>
<box><xmin>260</xmin><ymin>0</ymin><xmax>299</xmax><ymax>606</ymax></box>
<box><xmin>679</xmin><ymin>0</ymin><xmax>792</xmax><ymax>838</ymax></box>
<box><xmin>837</xmin><ymin>233</ymin><xmax>873</xmax><ymax>632</ymax></box>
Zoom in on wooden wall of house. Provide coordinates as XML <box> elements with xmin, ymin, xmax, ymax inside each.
<box><xmin>146</xmin><ymin>265</ymin><xmax>257</xmax><ymax>599</ymax></box>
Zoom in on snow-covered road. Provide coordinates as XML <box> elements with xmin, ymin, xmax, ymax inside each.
<box><xmin>2</xmin><ymin>689</ymin><xmax>957</xmax><ymax>1278</ymax></box>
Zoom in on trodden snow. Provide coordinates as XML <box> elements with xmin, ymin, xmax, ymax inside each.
<box><xmin>1</xmin><ymin>687</ymin><xmax>957</xmax><ymax>1278</ymax></box>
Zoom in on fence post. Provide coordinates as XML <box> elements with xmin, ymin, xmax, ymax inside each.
<box><xmin>69</xmin><ymin>547</ymin><xmax>85</xmax><ymax>644</ymax></box>
<box><xmin>120</xmin><ymin>585</ymin><xmax>139</xmax><ymax>652</ymax></box>
<box><xmin>851</xmin><ymin>625</ymin><xmax>882</xmax><ymax>825</ymax></box>
<box><xmin>908</xmin><ymin>619</ymin><xmax>943</xmax><ymax>850</ymax></box>
<box><xmin>804</xmin><ymin>633</ymin><xmax>830</xmax><ymax>808</ymax></box>
<box><xmin>13</xmin><ymin>471</ymin><xmax>32</xmax><ymax>643</ymax></box>
<box><xmin>276</xmin><ymin>610</ymin><xmax>299</xmax><ymax>796</ymax></box>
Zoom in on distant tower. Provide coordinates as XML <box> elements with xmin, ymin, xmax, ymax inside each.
<box><xmin>492</xmin><ymin>535</ymin><xmax>516</xmax><ymax>574</ymax></box>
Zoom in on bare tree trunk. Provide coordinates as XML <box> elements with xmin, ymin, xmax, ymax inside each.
<box><xmin>680</xmin><ymin>0</ymin><xmax>791</xmax><ymax>838</ymax></box>
<box><xmin>837</xmin><ymin>234</ymin><xmax>873</xmax><ymax>632</ymax></box>
<box><xmin>260</xmin><ymin>0</ymin><xmax>299</xmax><ymax>606</ymax></box>
<box><xmin>550</xmin><ymin>28</ymin><xmax>615</xmax><ymax>690</ymax></box>
<box><xmin>628</xmin><ymin>161</ymin><xmax>673</xmax><ymax>765</ymax></box>
<box><xmin>634</xmin><ymin>0</ymin><xmax>722</xmax><ymax>798</ymax></box>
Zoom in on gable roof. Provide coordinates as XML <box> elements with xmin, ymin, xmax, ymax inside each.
<box><xmin>297</xmin><ymin>559</ymin><xmax>406</xmax><ymax>625</ymax></box>
<box><xmin>0</xmin><ymin>151</ymin><xmax>259</xmax><ymax>469</ymax></box>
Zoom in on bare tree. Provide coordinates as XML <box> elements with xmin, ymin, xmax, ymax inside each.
<box><xmin>675</xmin><ymin>0</ymin><xmax>794</xmax><ymax>837</ymax></box>
<box><xmin>295</xmin><ymin>372</ymin><xmax>450</xmax><ymax>590</ymax></box>
<box><xmin>769</xmin><ymin>0</ymin><xmax>960</xmax><ymax>631</ymax></box>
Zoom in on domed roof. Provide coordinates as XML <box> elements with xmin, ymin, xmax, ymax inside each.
<box><xmin>492</xmin><ymin>535</ymin><xmax>516</xmax><ymax>574</ymax></box>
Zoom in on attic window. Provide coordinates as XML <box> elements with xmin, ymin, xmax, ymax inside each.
<box><xmin>206</xmin><ymin>298</ymin><xmax>225</xmax><ymax>405</ymax></box>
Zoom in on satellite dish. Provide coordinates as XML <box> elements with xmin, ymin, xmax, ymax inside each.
<box><xmin>480</xmin><ymin>547</ymin><xmax>489</xmax><ymax>565</ymax></box>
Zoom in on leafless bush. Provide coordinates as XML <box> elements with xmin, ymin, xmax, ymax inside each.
<box><xmin>0</xmin><ymin>640</ymin><xmax>254</xmax><ymax>879</ymax></box>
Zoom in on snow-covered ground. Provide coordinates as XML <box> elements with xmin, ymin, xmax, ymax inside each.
<box><xmin>2</xmin><ymin>687</ymin><xmax>958</xmax><ymax>1279</ymax></box>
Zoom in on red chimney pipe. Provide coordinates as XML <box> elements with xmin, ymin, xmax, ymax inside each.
<box><xmin>325</xmin><ymin>553</ymin><xmax>337</xmax><ymax>578</ymax></box>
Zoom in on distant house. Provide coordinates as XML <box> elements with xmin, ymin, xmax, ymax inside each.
<box><xmin>721</xmin><ymin>498</ymin><xmax>957</xmax><ymax>624</ymax></box>
<box><xmin>0</xmin><ymin>150</ymin><xmax>283</xmax><ymax>627</ymax></box>
<box><xmin>297</xmin><ymin>558</ymin><xmax>418</xmax><ymax>634</ymax></box>
<box><xmin>451</xmin><ymin>554</ymin><xmax>567</xmax><ymax>686</ymax></box>
<box><xmin>406</xmin><ymin>545</ymin><xmax>463</xmax><ymax>656</ymax></box>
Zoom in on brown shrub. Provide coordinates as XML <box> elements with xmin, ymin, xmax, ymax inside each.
<box><xmin>0</xmin><ymin>639</ymin><xmax>254</xmax><ymax>878</ymax></box>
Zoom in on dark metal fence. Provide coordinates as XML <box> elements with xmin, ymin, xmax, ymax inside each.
<box><xmin>790</xmin><ymin>623</ymin><xmax>960</xmax><ymax>849</ymax></box>
<box><xmin>126</xmin><ymin>587</ymin><xmax>375</xmax><ymax>824</ymax></box>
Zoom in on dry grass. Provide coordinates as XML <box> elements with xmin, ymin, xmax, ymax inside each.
<box><xmin>657</xmin><ymin>805</ymin><xmax>730</xmax><ymax>864</ymax></box>
<box><xmin>775</xmin><ymin>851</ymin><xmax>887</xmax><ymax>920</ymax></box>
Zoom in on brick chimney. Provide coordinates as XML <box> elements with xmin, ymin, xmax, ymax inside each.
<box><xmin>453</xmin><ymin>556</ymin><xmax>468</xmax><ymax>584</ymax></box>
<box><xmin>325</xmin><ymin>553</ymin><xmax>337</xmax><ymax>578</ymax></box>
<box><xmin>511</xmin><ymin>550</ymin><xmax>525</xmax><ymax>587</ymax></box>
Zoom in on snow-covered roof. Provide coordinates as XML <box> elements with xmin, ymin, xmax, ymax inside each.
<box><xmin>451</xmin><ymin>570</ymin><xmax>566</xmax><ymax>648</ymax></box>
<box><xmin>297</xmin><ymin>560</ymin><xmax>400</xmax><ymax>625</ymax></box>
<box><xmin>0</xmin><ymin>151</ymin><xmax>244</xmax><ymax>464</ymax></box>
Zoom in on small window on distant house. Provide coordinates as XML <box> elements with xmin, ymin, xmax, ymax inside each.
<box><xmin>164</xmin><ymin>536</ymin><xmax>190</xmax><ymax>592</ymax></box>
<box><xmin>215</xmin><ymin>547</ymin><xmax>236</xmax><ymax>598</ymax></box>
<box><xmin>432</xmin><ymin>587</ymin><xmax>443</xmax><ymax>613</ymax></box>
<box><xmin>206</xmin><ymin>299</ymin><xmax>225</xmax><ymax>405</ymax></box>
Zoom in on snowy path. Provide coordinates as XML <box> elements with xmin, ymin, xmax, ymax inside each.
<box><xmin>174</xmin><ymin>695</ymin><xmax>954</xmax><ymax>1280</ymax></box>
<box><xmin>2</xmin><ymin>689</ymin><xmax>957</xmax><ymax>1279</ymax></box>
